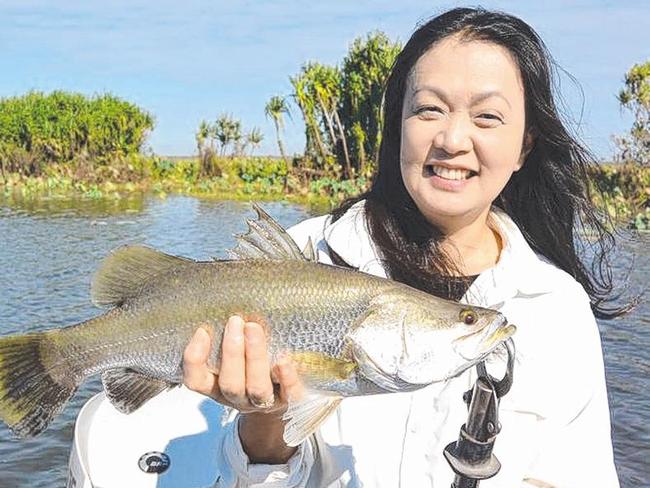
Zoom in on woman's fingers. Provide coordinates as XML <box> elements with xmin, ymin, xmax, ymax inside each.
<box><xmin>183</xmin><ymin>326</ymin><xmax>216</xmax><ymax>397</ymax></box>
<box><xmin>274</xmin><ymin>354</ymin><xmax>304</xmax><ymax>404</ymax></box>
<box><xmin>244</xmin><ymin>322</ymin><xmax>276</xmax><ymax>410</ymax></box>
<box><xmin>183</xmin><ymin>315</ymin><xmax>301</xmax><ymax>414</ymax></box>
<box><xmin>218</xmin><ymin>316</ymin><xmax>248</xmax><ymax>406</ymax></box>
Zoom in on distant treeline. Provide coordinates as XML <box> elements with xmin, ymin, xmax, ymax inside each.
<box><xmin>0</xmin><ymin>34</ymin><xmax>647</xmax><ymax>228</ymax></box>
<box><xmin>197</xmin><ymin>32</ymin><xmax>402</xmax><ymax>181</ymax></box>
<box><xmin>0</xmin><ymin>91</ymin><xmax>153</xmax><ymax>176</ymax></box>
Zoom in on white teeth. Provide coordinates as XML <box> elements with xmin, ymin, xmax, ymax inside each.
<box><xmin>430</xmin><ymin>166</ymin><xmax>472</xmax><ymax>180</ymax></box>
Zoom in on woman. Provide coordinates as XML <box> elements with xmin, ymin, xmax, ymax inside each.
<box><xmin>184</xmin><ymin>8</ymin><xmax>621</xmax><ymax>487</ymax></box>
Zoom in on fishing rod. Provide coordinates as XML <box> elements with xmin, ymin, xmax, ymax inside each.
<box><xmin>444</xmin><ymin>338</ymin><xmax>515</xmax><ymax>488</ymax></box>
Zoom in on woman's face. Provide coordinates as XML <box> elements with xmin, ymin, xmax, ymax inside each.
<box><xmin>400</xmin><ymin>36</ymin><xmax>530</xmax><ymax>230</ymax></box>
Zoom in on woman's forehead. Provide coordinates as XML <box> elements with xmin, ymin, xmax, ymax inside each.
<box><xmin>405</xmin><ymin>38</ymin><xmax>524</xmax><ymax>100</ymax></box>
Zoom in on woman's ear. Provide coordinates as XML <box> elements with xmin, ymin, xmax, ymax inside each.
<box><xmin>515</xmin><ymin>131</ymin><xmax>535</xmax><ymax>171</ymax></box>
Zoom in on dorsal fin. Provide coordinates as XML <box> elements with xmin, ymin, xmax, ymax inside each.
<box><xmin>302</xmin><ymin>237</ymin><xmax>316</xmax><ymax>261</ymax></box>
<box><xmin>91</xmin><ymin>245</ymin><xmax>192</xmax><ymax>307</ymax></box>
<box><xmin>228</xmin><ymin>203</ymin><xmax>315</xmax><ymax>261</ymax></box>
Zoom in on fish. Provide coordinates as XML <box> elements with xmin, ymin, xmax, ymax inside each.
<box><xmin>0</xmin><ymin>204</ymin><xmax>516</xmax><ymax>446</ymax></box>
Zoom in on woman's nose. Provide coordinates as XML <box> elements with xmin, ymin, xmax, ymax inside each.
<box><xmin>433</xmin><ymin>114</ymin><xmax>473</xmax><ymax>155</ymax></box>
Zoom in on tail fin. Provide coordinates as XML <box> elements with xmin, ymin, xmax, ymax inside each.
<box><xmin>0</xmin><ymin>332</ymin><xmax>78</xmax><ymax>437</ymax></box>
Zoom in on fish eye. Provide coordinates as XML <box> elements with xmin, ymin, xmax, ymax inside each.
<box><xmin>459</xmin><ymin>309</ymin><xmax>478</xmax><ymax>325</ymax></box>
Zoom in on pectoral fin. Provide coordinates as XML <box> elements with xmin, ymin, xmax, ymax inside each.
<box><xmin>290</xmin><ymin>351</ymin><xmax>357</xmax><ymax>382</ymax></box>
<box><xmin>282</xmin><ymin>392</ymin><xmax>342</xmax><ymax>447</ymax></box>
<box><xmin>101</xmin><ymin>368</ymin><xmax>176</xmax><ymax>414</ymax></box>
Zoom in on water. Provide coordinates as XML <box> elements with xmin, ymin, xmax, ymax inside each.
<box><xmin>0</xmin><ymin>194</ymin><xmax>647</xmax><ymax>487</ymax></box>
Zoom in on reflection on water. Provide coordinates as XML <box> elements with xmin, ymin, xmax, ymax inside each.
<box><xmin>0</xmin><ymin>194</ymin><xmax>648</xmax><ymax>487</ymax></box>
<box><xmin>1</xmin><ymin>192</ymin><xmax>147</xmax><ymax>218</ymax></box>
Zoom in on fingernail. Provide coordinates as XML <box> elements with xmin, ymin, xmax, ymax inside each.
<box><xmin>226</xmin><ymin>316</ymin><xmax>244</xmax><ymax>338</ymax></box>
<box><xmin>244</xmin><ymin>322</ymin><xmax>261</xmax><ymax>336</ymax></box>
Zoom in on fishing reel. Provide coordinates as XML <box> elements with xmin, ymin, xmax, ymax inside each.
<box><xmin>444</xmin><ymin>338</ymin><xmax>516</xmax><ymax>488</ymax></box>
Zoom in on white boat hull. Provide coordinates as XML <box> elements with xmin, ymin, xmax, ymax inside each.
<box><xmin>67</xmin><ymin>386</ymin><xmax>226</xmax><ymax>488</ymax></box>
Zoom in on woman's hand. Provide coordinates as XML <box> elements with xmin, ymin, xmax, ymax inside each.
<box><xmin>183</xmin><ymin>315</ymin><xmax>303</xmax><ymax>464</ymax></box>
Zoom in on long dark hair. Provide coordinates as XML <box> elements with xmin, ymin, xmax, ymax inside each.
<box><xmin>332</xmin><ymin>7</ymin><xmax>627</xmax><ymax>319</ymax></box>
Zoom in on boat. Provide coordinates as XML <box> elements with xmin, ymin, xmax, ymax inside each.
<box><xmin>67</xmin><ymin>386</ymin><xmax>225</xmax><ymax>487</ymax></box>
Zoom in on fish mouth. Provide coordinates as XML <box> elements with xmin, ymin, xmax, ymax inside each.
<box><xmin>445</xmin><ymin>321</ymin><xmax>516</xmax><ymax>381</ymax></box>
<box><xmin>452</xmin><ymin>314</ymin><xmax>507</xmax><ymax>347</ymax></box>
<box><xmin>478</xmin><ymin>324</ymin><xmax>517</xmax><ymax>354</ymax></box>
<box><xmin>452</xmin><ymin>315</ymin><xmax>512</xmax><ymax>361</ymax></box>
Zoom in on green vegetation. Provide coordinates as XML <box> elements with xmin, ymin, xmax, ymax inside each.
<box><xmin>606</xmin><ymin>60</ymin><xmax>650</xmax><ymax>229</ymax></box>
<box><xmin>0</xmin><ymin>156</ymin><xmax>368</xmax><ymax>211</ymax></box>
<box><xmin>614</xmin><ymin>61</ymin><xmax>649</xmax><ymax>167</ymax></box>
<box><xmin>287</xmin><ymin>32</ymin><xmax>400</xmax><ymax>179</ymax></box>
<box><xmin>0</xmin><ymin>37</ymin><xmax>647</xmax><ymax>228</ymax></box>
<box><xmin>0</xmin><ymin>91</ymin><xmax>153</xmax><ymax>179</ymax></box>
<box><xmin>589</xmin><ymin>164</ymin><xmax>650</xmax><ymax>231</ymax></box>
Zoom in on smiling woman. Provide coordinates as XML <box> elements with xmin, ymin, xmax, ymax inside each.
<box><xmin>175</xmin><ymin>7</ymin><xmax>628</xmax><ymax>488</ymax></box>
<box><xmin>68</xmin><ymin>7</ymin><xmax>626</xmax><ymax>488</ymax></box>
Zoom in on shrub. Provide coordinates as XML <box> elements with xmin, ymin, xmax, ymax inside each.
<box><xmin>0</xmin><ymin>91</ymin><xmax>154</xmax><ymax>175</ymax></box>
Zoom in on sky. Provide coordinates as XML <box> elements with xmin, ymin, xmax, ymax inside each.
<box><xmin>0</xmin><ymin>0</ymin><xmax>648</xmax><ymax>160</ymax></box>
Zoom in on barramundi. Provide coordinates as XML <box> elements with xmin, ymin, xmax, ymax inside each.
<box><xmin>0</xmin><ymin>205</ymin><xmax>515</xmax><ymax>446</ymax></box>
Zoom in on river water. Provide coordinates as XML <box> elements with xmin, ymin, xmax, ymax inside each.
<box><xmin>0</xmin><ymin>194</ymin><xmax>647</xmax><ymax>487</ymax></box>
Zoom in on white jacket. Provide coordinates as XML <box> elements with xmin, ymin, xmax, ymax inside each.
<box><xmin>220</xmin><ymin>201</ymin><xmax>619</xmax><ymax>488</ymax></box>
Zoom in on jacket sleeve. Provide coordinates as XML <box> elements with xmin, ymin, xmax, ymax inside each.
<box><xmin>488</xmin><ymin>283</ymin><xmax>620</xmax><ymax>488</ymax></box>
<box><xmin>523</xmin><ymin>288</ymin><xmax>619</xmax><ymax>487</ymax></box>
<box><xmin>217</xmin><ymin>413</ymin><xmax>316</xmax><ymax>488</ymax></box>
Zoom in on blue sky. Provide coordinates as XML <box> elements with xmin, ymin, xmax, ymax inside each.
<box><xmin>1</xmin><ymin>0</ymin><xmax>648</xmax><ymax>159</ymax></box>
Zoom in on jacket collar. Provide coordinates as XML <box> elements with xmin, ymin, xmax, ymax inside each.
<box><xmin>323</xmin><ymin>200</ymin><xmax>557</xmax><ymax>308</ymax></box>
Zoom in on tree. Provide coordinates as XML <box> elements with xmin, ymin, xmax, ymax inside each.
<box><xmin>264</xmin><ymin>96</ymin><xmax>291</xmax><ymax>170</ymax></box>
<box><xmin>340</xmin><ymin>32</ymin><xmax>401</xmax><ymax>175</ymax></box>
<box><xmin>195</xmin><ymin>119</ymin><xmax>220</xmax><ymax>177</ymax></box>
<box><xmin>215</xmin><ymin>113</ymin><xmax>241</xmax><ymax>157</ymax></box>
<box><xmin>195</xmin><ymin>120</ymin><xmax>211</xmax><ymax>156</ymax></box>
<box><xmin>287</xmin><ymin>32</ymin><xmax>399</xmax><ymax>178</ymax></box>
<box><xmin>615</xmin><ymin>61</ymin><xmax>650</xmax><ymax>166</ymax></box>
<box><xmin>290</xmin><ymin>75</ymin><xmax>328</xmax><ymax>165</ymax></box>
<box><xmin>301</xmin><ymin>62</ymin><xmax>352</xmax><ymax>178</ymax></box>
<box><xmin>246</xmin><ymin>127</ymin><xmax>264</xmax><ymax>156</ymax></box>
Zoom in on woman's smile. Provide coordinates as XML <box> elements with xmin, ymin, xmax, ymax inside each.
<box><xmin>424</xmin><ymin>163</ymin><xmax>479</xmax><ymax>191</ymax></box>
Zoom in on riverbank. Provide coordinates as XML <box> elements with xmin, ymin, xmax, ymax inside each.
<box><xmin>1</xmin><ymin>156</ymin><xmax>647</xmax><ymax>229</ymax></box>
<box><xmin>0</xmin><ymin>156</ymin><xmax>369</xmax><ymax>213</ymax></box>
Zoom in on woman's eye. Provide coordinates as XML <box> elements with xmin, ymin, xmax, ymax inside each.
<box><xmin>415</xmin><ymin>106</ymin><xmax>443</xmax><ymax>116</ymax></box>
<box><xmin>476</xmin><ymin>113</ymin><xmax>503</xmax><ymax>125</ymax></box>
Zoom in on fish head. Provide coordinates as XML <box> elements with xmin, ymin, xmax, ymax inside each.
<box><xmin>349</xmin><ymin>289</ymin><xmax>515</xmax><ymax>391</ymax></box>
<box><xmin>397</xmin><ymin>299</ymin><xmax>515</xmax><ymax>384</ymax></box>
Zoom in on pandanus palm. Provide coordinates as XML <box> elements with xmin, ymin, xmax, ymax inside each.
<box><xmin>264</xmin><ymin>96</ymin><xmax>291</xmax><ymax>173</ymax></box>
<box><xmin>306</xmin><ymin>63</ymin><xmax>352</xmax><ymax>178</ymax></box>
<box><xmin>246</xmin><ymin>127</ymin><xmax>264</xmax><ymax>156</ymax></box>
<box><xmin>290</xmin><ymin>75</ymin><xmax>328</xmax><ymax>165</ymax></box>
<box><xmin>215</xmin><ymin>113</ymin><xmax>241</xmax><ymax>157</ymax></box>
<box><xmin>196</xmin><ymin>120</ymin><xmax>211</xmax><ymax>156</ymax></box>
